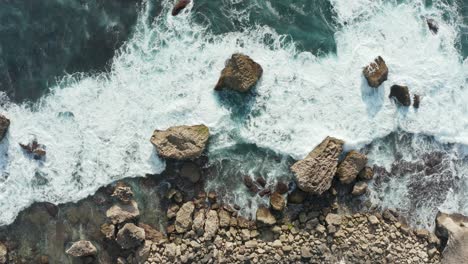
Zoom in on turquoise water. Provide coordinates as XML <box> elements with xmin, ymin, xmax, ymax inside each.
<box><xmin>0</xmin><ymin>0</ymin><xmax>467</xmax><ymax>227</ymax></box>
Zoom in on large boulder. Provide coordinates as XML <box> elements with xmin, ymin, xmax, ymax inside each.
<box><xmin>389</xmin><ymin>85</ymin><xmax>411</xmax><ymax>106</ymax></box>
<box><xmin>351</xmin><ymin>181</ymin><xmax>368</xmax><ymax>196</ymax></box>
<box><xmin>203</xmin><ymin>210</ymin><xmax>219</xmax><ymax>240</ymax></box>
<box><xmin>65</xmin><ymin>240</ymin><xmax>97</xmax><ymax>257</ymax></box>
<box><xmin>175</xmin><ymin>202</ymin><xmax>195</xmax><ymax>233</ymax></box>
<box><xmin>151</xmin><ymin>125</ymin><xmax>210</xmax><ymax>160</ymax></box>
<box><xmin>214</xmin><ymin>53</ymin><xmax>263</xmax><ymax>92</ymax></box>
<box><xmin>337</xmin><ymin>151</ymin><xmax>368</xmax><ymax>184</ymax></box>
<box><xmin>363</xmin><ymin>56</ymin><xmax>388</xmax><ymax>88</ymax></box>
<box><xmin>106</xmin><ymin>200</ymin><xmax>140</xmax><ymax>224</ymax></box>
<box><xmin>0</xmin><ymin>242</ymin><xmax>7</xmax><ymax>264</ymax></box>
<box><xmin>116</xmin><ymin>223</ymin><xmax>146</xmax><ymax>249</ymax></box>
<box><xmin>256</xmin><ymin>207</ymin><xmax>276</xmax><ymax>225</ymax></box>
<box><xmin>435</xmin><ymin>212</ymin><xmax>468</xmax><ymax>264</ymax></box>
<box><xmin>291</xmin><ymin>137</ymin><xmax>344</xmax><ymax>194</ymax></box>
<box><xmin>0</xmin><ymin>115</ymin><xmax>10</xmax><ymax>142</ymax></box>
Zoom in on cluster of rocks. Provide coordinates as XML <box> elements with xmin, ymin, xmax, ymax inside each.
<box><xmin>363</xmin><ymin>56</ymin><xmax>421</xmax><ymax>108</ymax></box>
<box><xmin>142</xmin><ymin>189</ymin><xmax>443</xmax><ymax>264</ymax></box>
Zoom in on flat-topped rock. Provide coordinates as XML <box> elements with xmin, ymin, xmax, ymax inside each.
<box><xmin>291</xmin><ymin>137</ymin><xmax>344</xmax><ymax>194</ymax></box>
<box><xmin>151</xmin><ymin>125</ymin><xmax>210</xmax><ymax>160</ymax></box>
<box><xmin>175</xmin><ymin>202</ymin><xmax>195</xmax><ymax>233</ymax></box>
<box><xmin>106</xmin><ymin>200</ymin><xmax>140</xmax><ymax>224</ymax></box>
<box><xmin>116</xmin><ymin>223</ymin><xmax>145</xmax><ymax>249</ymax></box>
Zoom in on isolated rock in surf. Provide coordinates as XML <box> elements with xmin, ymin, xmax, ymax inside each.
<box><xmin>435</xmin><ymin>212</ymin><xmax>468</xmax><ymax>264</ymax></box>
<box><xmin>172</xmin><ymin>0</ymin><xmax>191</xmax><ymax>16</ymax></box>
<box><xmin>19</xmin><ymin>139</ymin><xmax>46</xmax><ymax>160</ymax></box>
<box><xmin>0</xmin><ymin>115</ymin><xmax>10</xmax><ymax>142</ymax></box>
<box><xmin>389</xmin><ymin>85</ymin><xmax>411</xmax><ymax>106</ymax></box>
<box><xmin>413</xmin><ymin>94</ymin><xmax>421</xmax><ymax>108</ymax></box>
<box><xmin>291</xmin><ymin>137</ymin><xmax>344</xmax><ymax>194</ymax></box>
<box><xmin>427</xmin><ymin>18</ymin><xmax>439</xmax><ymax>34</ymax></box>
<box><xmin>65</xmin><ymin>240</ymin><xmax>97</xmax><ymax>257</ymax></box>
<box><xmin>151</xmin><ymin>125</ymin><xmax>209</xmax><ymax>160</ymax></box>
<box><xmin>215</xmin><ymin>53</ymin><xmax>263</xmax><ymax>92</ymax></box>
<box><xmin>363</xmin><ymin>56</ymin><xmax>388</xmax><ymax>88</ymax></box>
<box><xmin>337</xmin><ymin>150</ymin><xmax>368</xmax><ymax>184</ymax></box>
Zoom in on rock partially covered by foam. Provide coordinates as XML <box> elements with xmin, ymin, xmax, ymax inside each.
<box><xmin>291</xmin><ymin>137</ymin><xmax>344</xmax><ymax>194</ymax></box>
<box><xmin>435</xmin><ymin>212</ymin><xmax>468</xmax><ymax>264</ymax></box>
<box><xmin>0</xmin><ymin>115</ymin><xmax>10</xmax><ymax>142</ymax></box>
<box><xmin>215</xmin><ymin>53</ymin><xmax>263</xmax><ymax>92</ymax></box>
<box><xmin>337</xmin><ymin>151</ymin><xmax>368</xmax><ymax>184</ymax></box>
<box><xmin>151</xmin><ymin>125</ymin><xmax>210</xmax><ymax>160</ymax></box>
<box><xmin>427</xmin><ymin>18</ymin><xmax>439</xmax><ymax>34</ymax></box>
<box><xmin>172</xmin><ymin>0</ymin><xmax>191</xmax><ymax>16</ymax></box>
<box><xmin>116</xmin><ymin>223</ymin><xmax>146</xmax><ymax>249</ymax></box>
<box><xmin>389</xmin><ymin>85</ymin><xmax>411</xmax><ymax>106</ymax></box>
<box><xmin>65</xmin><ymin>240</ymin><xmax>97</xmax><ymax>257</ymax></box>
<box><xmin>363</xmin><ymin>56</ymin><xmax>388</xmax><ymax>88</ymax></box>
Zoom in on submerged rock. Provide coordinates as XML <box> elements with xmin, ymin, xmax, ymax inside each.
<box><xmin>65</xmin><ymin>240</ymin><xmax>97</xmax><ymax>257</ymax></box>
<box><xmin>116</xmin><ymin>223</ymin><xmax>146</xmax><ymax>249</ymax></box>
<box><xmin>363</xmin><ymin>56</ymin><xmax>388</xmax><ymax>88</ymax></box>
<box><xmin>270</xmin><ymin>192</ymin><xmax>285</xmax><ymax>211</ymax></box>
<box><xmin>180</xmin><ymin>162</ymin><xmax>201</xmax><ymax>183</ymax></box>
<box><xmin>291</xmin><ymin>137</ymin><xmax>344</xmax><ymax>194</ymax></box>
<box><xmin>106</xmin><ymin>200</ymin><xmax>140</xmax><ymax>224</ymax></box>
<box><xmin>288</xmin><ymin>189</ymin><xmax>307</xmax><ymax>204</ymax></box>
<box><xmin>172</xmin><ymin>0</ymin><xmax>191</xmax><ymax>16</ymax></box>
<box><xmin>214</xmin><ymin>53</ymin><xmax>263</xmax><ymax>92</ymax></box>
<box><xmin>389</xmin><ymin>85</ymin><xmax>411</xmax><ymax>106</ymax></box>
<box><xmin>0</xmin><ymin>115</ymin><xmax>10</xmax><ymax>141</ymax></box>
<box><xmin>151</xmin><ymin>125</ymin><xmax>210</xmax><ymax>160</ymax></box>
<box><xmin>337</xmin><ymin>151</ymin><xmax>368</xmax><ymax>184</ymax></box>
<box><xmin>435</xmin><ymin>212</ymin><xmax>468</xmax><ymax>264</ymax></box>
<box><xmin>413</xmin><ymin>94</ymin><xmax>421</xmax><ymax>108</ymax></box>
<box><xmin>427</xmin><ymin>18</ymin><xmax>439</xmax><ymax>34</ymax></box>
<box><xmin>175</xmin><ymin>202</ymin><xmax>195</xmax><ymax>233</ymax></box>
<box><xmin>256</xmin><ymin>207</ymin><xmax>276</xmax><ymax>225</ymax></box>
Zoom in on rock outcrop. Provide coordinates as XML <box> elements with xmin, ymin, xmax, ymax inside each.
<box><xmin>116</xmin><ymin>223</ymin><xmax>146</xmax><ymax>249</ymax></box>
<box><xmin>215</xmin><ymin>53</ymin><xmax>263</xmax><ymax>92</ymax></box>
<box><xmin>435</xmin><ymin>212</ymin><xmax>468</xmax><ymax>264</ymax></box>
<box><xmin>172</xmin><ymin>0</ymin><xmax>191</xmax><ymax>16</ymax></box>
<box><xmin>427</xmin><ymin>18</ymin><xmax>439</xmax><ymax>34</ymax></box>
<box><xmin>337</xmin><ymin>151</ymin><xmax>368</xmax><ymax>184</ymax></box>
<box><xmin>65</xmin><ymin>240</ymin><xmax>97</xmax><ymax>257</ymax></box>
<box><xmin>106</xmin><ymin>200</ymin><xmax>140</xmax><ymax>224</ymax></box>
<box><xmin>389</xmin><ymin>85</ymin><xmax>411</xmax><ymax>106</ymax></box>
<box><xmin>151</xmin><ymin>125</ymin><xmax>210</xmax><ymax>160</ymax></box>
<box><xmin>0</xmin><ymin>115</ymin><xmax>10</xmax><ymax>142</ymax></box>
<box><xmin>175</xmin><ymin>202</ymin><xmax>195</xmax><ymax>233</ymax></box>
<box><xmin>363</xmin><ymin>56</ymin><xmax>388</xmax><ymax>88</ymax></box>
<box><xmin>291</xmin><ymin>137</ymin><xmax>344</xmax><ymax>194</ymax></box>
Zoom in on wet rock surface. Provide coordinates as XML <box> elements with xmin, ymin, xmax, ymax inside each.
<box><xmin>215</xmin><ymin>53</ymin><xmax>263</xmax><ymax>92</ymax></box>
<box><xmin>363</xmin><ymin>56</ymin><xmax>388</xmax><ymax>88</ymax></box>
<box><xmin>389</xmin><ymin>85</ymin><xmax>411</xmax><ymax>106</ymax></box>
<box><xmin>0</xmin><ymin>115</ymin><xmax>10</xmax><ymax>141</ymax></box>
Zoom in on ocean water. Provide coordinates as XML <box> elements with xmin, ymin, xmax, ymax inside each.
<box><xmin>0</xmin><ymin>0</ymin><xmax>467</xmax><ymax>227</ymax></box>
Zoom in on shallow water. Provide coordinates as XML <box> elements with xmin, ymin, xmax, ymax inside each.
<box><xmin>0</xmin><ymin>0</ymin><xmax>467</xmax><ymax>227</ymax></box>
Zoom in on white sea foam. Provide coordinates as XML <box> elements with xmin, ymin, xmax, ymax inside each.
<box><xmin>0</xmin><ymin>0</ymin><xmax>467</xmax><ymax>225</ymax></box>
